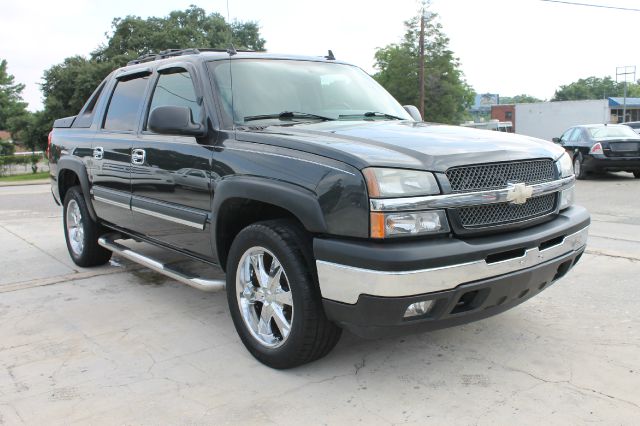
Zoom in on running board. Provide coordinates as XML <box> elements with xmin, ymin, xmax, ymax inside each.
<box><xmin>98</xmin><ymin>233</ymin><xmax>225</xmax><ymax>292</ymax></box>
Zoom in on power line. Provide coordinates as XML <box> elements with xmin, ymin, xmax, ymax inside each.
<box><xmin>539</xmin><ymin>0</ymin><xmax>640</xmax><ymax>12</ymax></box>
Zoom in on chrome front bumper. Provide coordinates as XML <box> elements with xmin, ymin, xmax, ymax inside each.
<box><xmin>316</xmin><ymin>226</ymin><xmax>588</xmax><ymax>304</ymax></box>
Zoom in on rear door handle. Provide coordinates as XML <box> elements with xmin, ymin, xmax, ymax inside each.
<box><xmin>132</xmin><ymin>149</ymin><xmax>146</xmax><ymax>165</ymax></box>
<box><xmin>93</xmin><ymin>147</ymin><xmax>104</xmax><ymax>160</ymax></box>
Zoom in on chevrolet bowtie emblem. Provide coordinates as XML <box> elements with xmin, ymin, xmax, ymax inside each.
<box><xmin>506</xmin><ymin>182</ymin><xmax>533</xmax><ymax>205</ymax></box>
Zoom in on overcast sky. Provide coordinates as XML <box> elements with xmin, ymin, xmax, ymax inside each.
<box><xmin>2</xmin><ymin>0</ymin><xmax>639</xmax><ymax>111</ymax></box>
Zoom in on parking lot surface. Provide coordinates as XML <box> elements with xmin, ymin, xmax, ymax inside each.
<box><xmin>1</xmin><ymin>174</ymin><xmax>639</xmax><ymax>425</ymax></box>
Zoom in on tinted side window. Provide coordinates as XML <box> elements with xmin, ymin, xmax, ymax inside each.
<box><xmin>147</xmin><ymin>70</ymin><xmax>201</xmax><ymax>129</ymax></box>
<box><xmin>569</xmin><ymin>128</ymin><xmax>583</xmax><ymax>142</ymax></box>
<box><xmin>103</xmin><ymin>76</ymin><xmax>149</xmax><ymax>132</ymax></box>
<box><xmin>560</xmin><ymin>128</ymin><xmax>574</xmax><ymax>142</ymax></box>
<box><xmin>73</xmin><ymin>78</ymin><xmax>108</xmax><ymax>128</ymax></box>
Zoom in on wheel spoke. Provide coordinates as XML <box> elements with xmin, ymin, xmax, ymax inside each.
<box><xmin>241</xmin><ymin>285</ymin><xmax>258</xmax><ymax>303</ymax></box>
<box><xmin>250</xmin><ymin>253</ymin><xmax>269</xmax><ymax>288</ymax></box>
<box><xmin>271</xmin><ymin>305</ymin><xmax>291</xmax><ymax>339</ymax></box>
<box><xmin>273</xmin><ymin>289</ymin><xmax>293</xmax><ymax>306</ymax></box>
<box><xmin>257</xmin><ymin>304</ymin><xmax>274</xmax><ymax>338</ymax></box>
<box><xmin>267</xmin><ymin>259</ymin><xmax>283</xmax><ymax>292</ymax></box>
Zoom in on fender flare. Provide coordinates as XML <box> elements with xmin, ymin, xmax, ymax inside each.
<box><xmin>57</xmin><ymin>157</ymin><xmax>98</xmax><ymax>222</ymax></box>
<box><xmin>212</xmin><ymin>176</ymin><xmax>328</xmax><ymax>233</ymax></box>
<box><xmin>211</xmin><ymin>176</ymin><xmax>328</xmax><ymax>265</ymax></box>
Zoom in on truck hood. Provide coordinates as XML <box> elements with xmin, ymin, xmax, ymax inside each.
<box><xmin>236</xmin><ymin>120</ymin><xmax>565</xmax><ymax>171</ymax></box>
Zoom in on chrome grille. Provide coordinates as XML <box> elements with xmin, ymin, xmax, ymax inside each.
<box><xmin>457</xmin><ymin>193</ymin><xmax>556</xmax><ymax>228</ymax></box>
<box><xmin>446</xmin><ymin>159</ymin><xmax>556</xmax><ymax>193</ymax></box>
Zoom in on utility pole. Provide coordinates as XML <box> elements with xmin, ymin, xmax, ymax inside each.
<box><xmin>418</xmin><ymin>1</ymin><xmax>430</xmax><ymax>120</ymax></box>
<box><xmin>616</xmin><ymin>66</ymin><xmax>636</xmax><ymax>123</ymax></box>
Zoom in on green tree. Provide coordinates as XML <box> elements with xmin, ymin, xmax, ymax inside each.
<box><xmin>373</xmin><ymin>14</ymin><xmax>475</xmax><ymax>124</ymax></box>
<box><xmin>552</xmin><ymin>76</ymin><xmax>640</xmax><ymax>101</ymax></box>
<box><xmin>41</xmin><ymin>6</ymin><xmax>265</xmax><ymax>122</ymax></box>
<box><xmin>0</xmin><ymin>59</ymin><xmax>28</xmax><ymax>130</ymax></box>
<box><xmin>8</xmin><ymin>111</ymin><xmax>51</xmax><ymax>151</ymax></box>
<box><xmin>92</xmin><ymin>6</ymin><xmax>264</xmax><ymax>63</ymax></box>
<box><xmin>500</xmin><ymin>94</ymin><xmax>542</xmax><ymax>104</ymax></box>
<box><xmin>41</xmin><ymin>56</ymin><xmax>115</xmax><ymax>122</ymax></box>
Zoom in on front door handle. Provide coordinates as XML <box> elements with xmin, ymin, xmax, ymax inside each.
<box><xmin>93</xmin><ymin>147</ymin><xmax>104</xmax><ymax>160</ymax></box>
<box><xmin>132</xmin><ymin>149</ymin><xmax>146</xmax><ymax>165</ymax></box>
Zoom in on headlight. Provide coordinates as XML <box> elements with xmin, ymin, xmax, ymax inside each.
<box><xmin>556</xmin><ymin>153</ymin><xmax>575</xmax><ymax>210</ymax></box>
<box><xmin>557</xmin><ymin>152</ymin><xmax>573</xmax><ymax>178</ymax></box>
<box><xmin>370</xmin><ymin>210</ymin><xmax>449</xmax><ymax>238</ymax></box>
<box><xmin>363</xmin><ymin>168</ymin><xmax>440</xmax><ymax>198</ymax></box>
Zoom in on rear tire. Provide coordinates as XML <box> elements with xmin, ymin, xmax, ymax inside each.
<box><xmin>63</xmin><ymin>186</ymin><xmax>112</xmax><ymax>267</ymax></box>
<box><xmin>226</xmin><ymin>219</ymin><xmax>342</xmax><ymax>369</ymax></box>
<box><xmin>634</xmin><ymin>171</ymin><xmax>640</xmax><ymax>179</ymax></box>
<box><xmin>573</xmin><ymin>153</ymin><xmax>587</xmax><ymax>180</ymax></box>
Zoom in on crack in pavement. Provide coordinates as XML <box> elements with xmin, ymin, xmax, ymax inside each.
<box><xmin>588</xmin><ymin>233</ymin><xmax>640</xmax><ymax>244</ymax></box>
<box><xmin>0</xmin><ymin>223</ymin><xmax>77</xmax><ymax>273</ymax></box>
<box><xmin>502</xmin><ymin>365</ymin><xmax>640</xmax><ymax>411</ymax></box>
<box><xmin>0</xmin><ymin>266</ymin><xmax>141</xmax><ymax>294</ymax></box>
<box><xmin>584</xmin><ymin>249</ymin><xmax>639</xmax><ymax>262</ymax></box>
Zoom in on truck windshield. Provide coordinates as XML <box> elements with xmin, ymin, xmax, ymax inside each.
<box><xmin>208</xmin><ymin>59</ymin><xmax>412</xmax><ymax>125</ymax></box>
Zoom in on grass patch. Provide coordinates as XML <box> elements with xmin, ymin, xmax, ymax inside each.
<box><xmin>0</xmin><ymin>171</ymin><xmax>49</xmax><ymax>182</ymax></box>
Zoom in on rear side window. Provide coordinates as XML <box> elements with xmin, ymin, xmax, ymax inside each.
<box><xmin>103</xmin><ymin>76</ymin><xmax>149</xmax><ymax>132</ymax></box>
<box><xmin>73</xmin><ymin>78</ymin><xmax>107</xmax><ymax>128</ymax></box>
<box><xmin>568</xmin><ymin>128</ymin><xmax>583</xmax><ymax>142</ymax></box>
<box><xmin>560</xmin><ymin>128</ymin><xmax>574</xmax><ymax>142</ymax></box>
<box><xmin>146</xmin><ymin>70</ymin><xmax>201</xmax><ymax>129</ymax></box>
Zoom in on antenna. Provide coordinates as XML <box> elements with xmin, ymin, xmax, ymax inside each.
<box><xmin>226</xmin><ymin>0</ymin><xmax>237</xmax><ymax>56</ymax></box>
<box><xmin>325</xmin><ymin>50</ymin><xmax>335</xmax><ymax>60</ymax></box>
<box><xmin>226</xmin><ymin>0</ymin><xmax>237</xmax><ymax>129</ymax></box>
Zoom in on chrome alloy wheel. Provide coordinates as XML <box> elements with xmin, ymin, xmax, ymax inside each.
<box><xmin>573</xmin><ymin>156</ymin><xmax>581</xmax><ymax>177</ymax></box>
<box><xmin>66</xmin><ymin>199</ymin><xmax>84</xmax><ymax>256</ymax></box>
<box><xmin>236</xmin><ymin>246</ymin><xmax>294</xmax><ymax>348</ymax></box>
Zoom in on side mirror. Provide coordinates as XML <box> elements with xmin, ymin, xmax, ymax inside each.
<box><xmin>148</xmin><ymin>106</ymin><xmax>205</xmax><ymax>137</ymax></box>
<box><xmin>552</xmin><ymin>137</ymin><xmax>561</xmax><ymax>143</ymax></box>
<box><xmin>403</xmin><ymin>105</ymin><xmax>423</xmax><ymax>122</ymax></box>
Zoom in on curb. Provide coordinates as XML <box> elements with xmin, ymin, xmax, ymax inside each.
<box><xmin>0</xmin><ymin>179</ymin><xmax>50</xmax><ymax>187</ymax></box>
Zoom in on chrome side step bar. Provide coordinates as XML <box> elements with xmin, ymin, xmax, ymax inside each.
<box><xmin>98</xmin><ymin>233</ymin><xmax>225</xmax><ymax>292</ymax></box>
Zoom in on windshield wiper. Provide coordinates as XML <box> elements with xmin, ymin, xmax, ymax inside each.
<box><xmin>338</xmin><ymin>112</ymin><xmax>405</xmax><ymax>120</ymax></box>
<box><xmin>244</xmin><ymin>111</ymin><xmax>335</xmax><ymax>122</ymax></box>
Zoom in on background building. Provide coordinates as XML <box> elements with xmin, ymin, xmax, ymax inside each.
<box><xmin>609</xmin><ymin>97</ymin><xmax>640</xmax><ymax>123</ymax></box>
<box><xmin>489</xmin><ymin>98</ymin><xmax>640</xmax><ymax>141</ymax></box>
<box><xmin>491</xmin><ymin>105</ymin><xmax>516</xmax><ymax>132</ymax></box>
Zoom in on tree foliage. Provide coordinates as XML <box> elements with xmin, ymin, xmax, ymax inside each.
<box><xmin>8</xmin><ymin>111</ymin><xmax>51</xmax><ymax>152</ymax></box>
<box><xmin>552</xmin><ymin>76</ymin><xmax>640</xmax><ymax>101</ymax></box>
<box><xmin>500</xmin><ymin>94</ymin><xmax>542</xmax><ymax>104</ymax></box>
<box><xmin>0</xmin><ymin>59</ymin><xmax>28</xmax><ymax>130</ymax></box>
<box><xmin>91</xmin><ymin>5</ymin><xmax>265</xmax><ymax>64</ymax></box>
<box><xmin>373</xmin><ymin>15</ymin><xmax>475</xmax><ymax>124</ymax></box>
<box><xmin>13</xmin><ymin>6</ymin><xmax>266</xmax><ymax>151</ymax></box>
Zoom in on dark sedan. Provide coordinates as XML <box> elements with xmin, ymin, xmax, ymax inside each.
<box><xmin>554</xmin><ymin>124</ymin><xmax>640</xmax><ymax>179</ymax></box>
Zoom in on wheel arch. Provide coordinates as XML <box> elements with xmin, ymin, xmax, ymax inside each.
<box><xmin>57</xmin><ymin>157</ymin><xmax>98</xmax><ymax>221</ymax></box>
<box><xmin>212</xmin><ymin>176</ymin><xmax>327</xmax><ymax>270</ymax></box>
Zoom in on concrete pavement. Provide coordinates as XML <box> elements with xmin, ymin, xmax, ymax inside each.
<box><xmin>0</xmin><ymin>175</ymin><xmax>639</xmax><ymax>425</ymax></box>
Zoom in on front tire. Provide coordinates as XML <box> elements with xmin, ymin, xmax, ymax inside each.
<box><xmin>573</xmin><ymin>153</ymin><xmax>587</xmax><ymax>180</ymax></box>
<box><xmin>63</xmin><ymin>186</ymin><xmax>112</xmax><ymax>267</ymax></box>
<box><xmin>634</xmin><ymin>171</ymin><xmax>640</xmax><ymax>179</ymax></box>
<box><xmin>226</xmin><ymin>220</ymin><xmax>342</xmax><ymax>369</ymax></box>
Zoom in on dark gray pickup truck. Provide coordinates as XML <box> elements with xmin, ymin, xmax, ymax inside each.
<box><xmin>48</xmin><ymin>49</ymin><xmax>589</xmax><ymax>368</ymax></box>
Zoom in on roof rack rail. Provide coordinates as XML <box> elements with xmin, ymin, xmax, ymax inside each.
<box><xmin>126</xmin><ymin>48</ymin><xmax>259</xmax><ymax>65</ymax></box>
